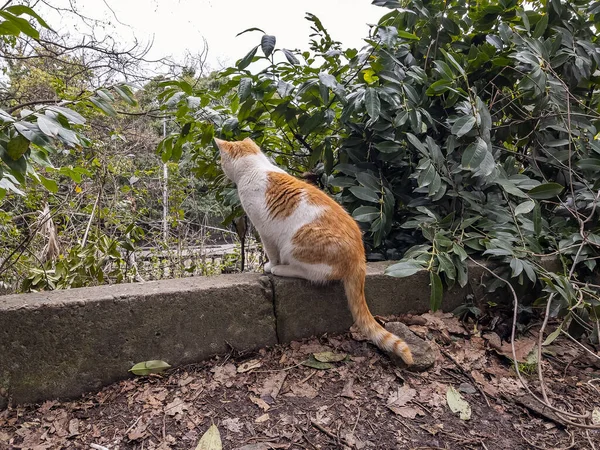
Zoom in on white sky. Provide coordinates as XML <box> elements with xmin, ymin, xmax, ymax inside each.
<box><xmin>39</xmin><ymin>0</ymin><xmax>385</xmax><ymax>71</ymax></box>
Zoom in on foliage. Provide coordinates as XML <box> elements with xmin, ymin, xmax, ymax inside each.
<box><xmin>160</xmin><ymin>0</ymin><xmax>600</xmax><ymax>338</ymax></box>
<box><xmin>0</xmin><ymin>3</ymin><xmax>231</xmax><ymax>292</ymax></box>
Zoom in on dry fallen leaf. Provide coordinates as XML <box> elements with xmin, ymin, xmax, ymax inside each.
<box><xmin>340</xmin><ymin>378</ymin><xmax>356</xmax><ymax>399</ymax></box>
<box><xmin>251</xmin><ymin>372</ymin><xmax>287</xmax><ymax>404</ymax></box>
<box><xmin>128</xmin><ymin>418</ymin><xmax>149</xmax><ymax>441</ymax></box>
<box><xmin>313</xmin><ymin>351</ymin><xmax>347</xmax><ymax>363</ymax></box>
<box><xmin>387</xmin><ymin>385</ymin><xmax>417</xmax><ymax>408</ymax></box>
<box><xmin>195</xmin><ymin>424</ymin><xmax>222</xmax><ymax>450</ymax></box>
<box><xmin>211</xmin><ymin>363</ymin><xmax>237</xmax><ymax>387</ymax></box>
<box><xmin>222</xmin><ymin>417</ymin><xmax>244</xmax><ymax>434</ymax></box>
<box><xmin>165</xmin><ymin>397</ymin><xmax>189</xmax><ymax>417</ymax></box>
<box><xmin>288</xmin><ymin>382</ymin><xmax>318</xmax><ymax>399</ymax></box>
<box><xmin>389</xmin><ymin>406</ymin><xmax>423</xmax><ymax>419</ymax></box>
<box><xmin>254</xmin><ymin>413</ymin><xmax>269</xmax><ymax>423</ymax></box>
<box><xmin>237</xmin><ymin>359</ymin><xmax>262</xmax><ymax>373</ymax></box>
<box><xmin>485</xmin><ymin>333</ymin><xmax>537</xmax><ymax>363</ymax></box>
<box><xmin>249</xmin><ymin>395</ymin><xmax>270</xmax><ymax>411</ymax></box>
<box><xmin>592</xmin><ymin>408</ymin><xmax>600</xmax><ymax>425</ymax></box>
<box><xmin>68</xmin><ymin>418</ymin><xmax>79</xmax><ymax>436</ymax></box>
<box><xmin>446</xmin><ymin>386</ymin><xmax>471</xmax><ymax>420</ymax></box>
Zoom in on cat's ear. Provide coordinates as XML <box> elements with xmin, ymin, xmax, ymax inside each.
<box><xmin>214</xmin><ymin>138</ymin><xmax>232</xmax><ymax>154</ymax></box>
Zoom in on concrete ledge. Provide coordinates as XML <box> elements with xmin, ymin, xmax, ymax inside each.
<box><xmin>0</xmin><ymin>275</ymin><xmax>276</xmax><ymax>406</ymax></box>
<box><xmin>1</xmin><ymin>261</ymin><xmax>495</xmax><ymax>407</ymax></box>
<box><xmin>272</xmin><ymin>261</ymin><xmax>487</xmax><ymax>343</ymax></box>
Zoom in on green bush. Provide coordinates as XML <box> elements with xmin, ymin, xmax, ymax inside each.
<box><xmin>161</xmin><ymin>0</ymin><xmax>599</xmax><ymax>338</ymax></box>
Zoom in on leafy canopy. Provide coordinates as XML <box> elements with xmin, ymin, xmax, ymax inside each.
<box><xmin>160</xmin><ymin>0</ymin><xmax>599</xmax><ymax>336</ymax></box>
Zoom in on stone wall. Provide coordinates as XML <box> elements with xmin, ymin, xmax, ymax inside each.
<box><xmin>0</xmin><ymin>262</ymin><xmax>488</xmax><ymax>408</ymax></box>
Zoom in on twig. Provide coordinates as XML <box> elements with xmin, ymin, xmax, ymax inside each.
<box><xmin>123</xmin><ymin>415</ymin><xmax>142</xmax><ymax>436</ymax></box>
<box><xmin>469</xmin><ymin>257</ymin><xmax>600</xmax><ymax>428</ymax></box>
<box><xmin>310</xmin><ymin>420</ymin><xmax>354</xmax><ymax>448</ymax></box>
<box><xmin>560</xmin><ymin>330</ymin><xmax>600</xmax><ymax>361</ymax></box>
<box><xmin>90</xmin><ymin>445</ymin><xmax>110</xmax><ymax>450</ymax></box>
<box><xmin>81</xmin><ymin>188</ymin><xmax>102</xmax><ymax>247</ymax></box>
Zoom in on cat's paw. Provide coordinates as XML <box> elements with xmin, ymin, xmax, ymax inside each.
<box><xmin>264</xmin><ymin>261</ymin><xmax>273</xmax><ymax>273</ymax></box>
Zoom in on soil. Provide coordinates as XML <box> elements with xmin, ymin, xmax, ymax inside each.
<box><xmin>1</xmin><ymin>311</ymin><xmax>599</xmax><ymax>450</ymax></box>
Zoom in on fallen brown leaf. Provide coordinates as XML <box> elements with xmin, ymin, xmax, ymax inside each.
<box><xmin>211</xmin><ymin>363</ymin><xmax>237</xmax><ymax>387</ymax></box>
<box><xmin>249</xmin><ymin>395</ymin><xmax>270</xmax><ymax>411</ymax></box>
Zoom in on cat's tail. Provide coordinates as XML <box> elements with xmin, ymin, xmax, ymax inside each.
<box><xmin>342</xmin><ymin>267</ymin><xmax>414</xmax><ymax>365</ymax></box>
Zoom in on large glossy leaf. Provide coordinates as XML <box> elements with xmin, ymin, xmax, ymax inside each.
<box><xmin>349</xmin><ymin>185</ymin><xmax>380</xmax><ymax>203</ymax></box>
<box><xmin>527</xmin><ymin>183</ymin><xmax>564</xmax><ymax>199</ymax></box>
<box><xmin>7</xmin><ymin>135</ymin><xmax>29</xmax><ymax>160</ymax></box>
<box><xmin>385</xmin><ymin>260</ymin><xmax>425</xmax><ymax>278</ymax></box>
<box><xmin>237</xmin><ymin>45</ymin><xmax>259</xmax><ymax>70</ymax></box>
<box><xmin>282</xmin><ymin>48</ymin><xmax>300</xmax><ymax>65</ymax></box>
<box><xmin>0</xmin><ymin>11</ymin><xmax>39</xmax><ymax>39</ymax></box>
<box><xmin>430</xmin><ymin>271</ymin><xmax>443</xmax><ymax>311</ymax></box>
<box><xmin>462</xmin><ymin>138</ymin><xmax>491</xmax><ymax>173</ymax></box>
<box><xmin>451</xmin><ymin>116</ymin><xmax>476</xmax><ymax>137</ymax></box>
<box><xmin>352</xmin><ymin>205</ymin><xmax>380</xmax><ymax>222</ymax></box>
<box><xmin>365</xmin><ymin>87</ymin><xmax>380</xmax><ymax>121</ymax></box>
<box><xmin>261</xmin><ymin>34</ymin><xmax>276</xmax><ymax>57</ymax></box>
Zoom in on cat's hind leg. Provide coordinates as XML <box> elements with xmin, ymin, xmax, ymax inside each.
<box><xmin>270</xmin><ymin>262</ymin><xmax>331</xmax><ymax>281</ymax></box>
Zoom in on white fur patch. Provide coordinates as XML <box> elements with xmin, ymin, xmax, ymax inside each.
<box><xmin>231</xmin><ymin>155</ymin><xmax>332</xmax><ymax>281</ymax></box>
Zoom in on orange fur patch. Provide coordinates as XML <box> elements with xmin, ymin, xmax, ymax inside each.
<box><xmin>265</xmin><ymin>172</ymin><xmax>303</xmax><ymax>219</ymax></box>
<box><xmin>291</xmin><ymin>185</ymin><xmax>365</xmax><ymax>281</ymax></box>
<box><xmin>217</xmin><ymin>138</ymin><xmax>260</xmax><ymax>159</ymax></box>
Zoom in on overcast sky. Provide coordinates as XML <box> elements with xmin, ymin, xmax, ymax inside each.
<box><xmin>40</xmin><ymin>0</ymin><xmax>385</xmax><ymax>71</ymax></box>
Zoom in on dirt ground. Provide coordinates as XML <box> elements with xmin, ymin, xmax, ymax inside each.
<box><xmin>1</xmin><ymin>311</ymin><xmax>599</xmax><ymax>450</ymax></box>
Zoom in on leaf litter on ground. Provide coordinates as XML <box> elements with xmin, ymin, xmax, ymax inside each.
<box><xmin>1</xmin><ymin>312</ymin><xmax>596</xmax><ymax>449</ymax></box>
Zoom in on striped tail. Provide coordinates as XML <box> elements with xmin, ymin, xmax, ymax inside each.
<box><xmin>343</xmin><ymin>268</ymin><xmax>414</xmax><ymax>365</ymax></box>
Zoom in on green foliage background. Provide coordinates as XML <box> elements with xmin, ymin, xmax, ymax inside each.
<box><xmin>159</xmin><ymin>0</ymin><xmax>600</xmax><ymax>337</ymax></box>
<box><xmin>0</xmin><ymin>0</ymin><xmax>598</xmax><ymax>341</ymax></box>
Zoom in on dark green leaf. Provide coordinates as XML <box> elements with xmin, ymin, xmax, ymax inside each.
<box><xmin>0</xmin><ymin>11</ymin><xmax>39</xmax><ymax>39</ymax></box>
<box><xmin>385</xmin><ymin>260</ymin><xmax>425</xmax><ymax>278</ymax></box>
<box><xmin>47</xmin><ymin>106</ymin><xmax>86</xmax><ymax>125</ymax></box>
<box><xmin>5</xmin><ymin>5</ymin><xmax>50</xmax><ymax>28</ymax></box>
<box><xmin>235</xmin><ymin>27</ymin><xmax>265</xmax><ymax>37</ymax></box>
<box><xmin>36</xmin><ymin>115</ymin><xmax>61</xmax><ymax>137</ymax></box>
<box><xmin>527</xmin><ymin>183</ymin><xmax>564</xmax><ymax>199</ymax></box>
<box><xmin>451</xmin><ymin>116</ymin><xmax>476</xmax><ymax>137</ymax></box>
<box><xmin>89</xmin><ymin>97</ymin><xmax>117</xmax><ymax>117</ymax></box>
<box><xmin>261</xmin><ymin>34</ymin><xmax>276</xmax><ymax>57</ymax></box>
<box><xmin>514</xmin><ymin>200</ymin><xmax>535</xmax><ymax>215</ymax></box>
<box><xmin>533</xmin><ymin>14</ymin><xmax>548</xmax><ymax>38</ymax></box>
<box><xmin>237</xmin><ymin>45</ymin><xmax>259</xmax><ymax>70</ymax></box>
<box><xmin>318</xmin><ymin>72</ymin><xmax>337</xmax><ymax>89</ymax></box>
<box><xmin>282</xmin><ymin>48</ymin><xmax>300</xmax><ymax>65</ymax></box>
<box><xmin>114</xmin><ymin>85</ymin><xmax>137</xmax><ymax>106</ymax></box>
<box><xmin>301</xmin><ymin>355</ymin><xmax>333</xmax><ymax>370</ymax></box>
<box><xmin>430</xmin><ymin>271</ymin><xmax>443</xmax><ymax>311</ymax></box>
<box><xmin>356</xmin><ymin>172</ymin><xmax>380</xmax><ymax>190</ymax></box>
<box><xmin>349</xmin><ymin>185</ymin><xmax>380</xmax><ymax>203</ymax></box>
<box><xmin>352</xmin><ymin>205</ymin><xmax>380</xmax><ymax>222</ymax></box>
<box><xmin>365</xmin><ymin>87</ymin><xmax>380</xmax><ymax>121</ymax></box>
<box><xmin>238</xmin><ymin>78</ymin><xmax>252</xmax><ymax>101</ymax></box>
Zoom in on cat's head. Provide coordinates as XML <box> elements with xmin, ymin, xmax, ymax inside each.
<box><xmin>214</xmin><ymin>137</ymin><xmax>262</xmax><ymax>182</ymax></box>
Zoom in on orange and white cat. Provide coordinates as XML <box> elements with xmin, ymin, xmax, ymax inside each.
<box><xmin>214</xmin><ymin>137</ymin><xmax>413</xmax><ymax>365</ymax></box>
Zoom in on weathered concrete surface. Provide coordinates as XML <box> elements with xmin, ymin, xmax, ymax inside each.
<box><xmin>1</xmin><ymin>260</ymin><xmax>508</xmax><ymax>408</ymax></box>
<box><xmin>272</xmin><ymin>261</ymin><xmax>491</xmax><ymax>343</ymax></box>
<box><xmin>0</xmin><ymin>274</ymin><xmax>276</xmax><ymax>407</ymax></box>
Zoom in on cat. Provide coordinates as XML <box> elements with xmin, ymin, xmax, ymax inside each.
<box><xmin>214</xmin><ymin>137</ymin><xmax>413</xmax><ymax>365</ymax></box>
